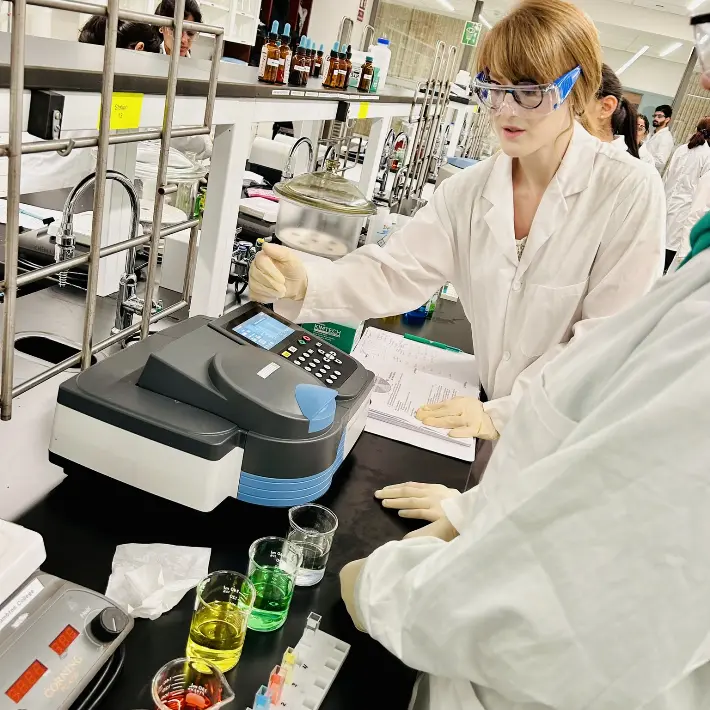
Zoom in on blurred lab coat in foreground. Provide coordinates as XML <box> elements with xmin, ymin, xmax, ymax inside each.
<box><xmin>664</xmin><ymin>141</ymin><xmax>710</xmax><ymax>253</ymax></box>
<box><xmin>354</xmin><ymin>251</ymin><xmax>710</xmax><ymax>710</ymax></box>
<box><xmin>278</xmin><ymin>123</ymin><xmax>665</xmax><ymax>431</ymax></box>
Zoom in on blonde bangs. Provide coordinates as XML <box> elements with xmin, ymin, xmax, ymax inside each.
<box><xmin>476</xmin><ymin>0</ymin><xmax>602</xmax><ymax>114</ymax></box>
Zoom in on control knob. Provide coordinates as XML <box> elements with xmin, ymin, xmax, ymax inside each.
<box><xmin>89</xmin><ymin>607</ymin><xmax>129</xmax><ymax>644</ymax></box>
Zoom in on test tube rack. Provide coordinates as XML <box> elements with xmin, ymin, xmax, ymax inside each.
<box><xmin>247</xmin><ymin>612</ymin><xmax>350</xmax><ymax>710</ymax></box>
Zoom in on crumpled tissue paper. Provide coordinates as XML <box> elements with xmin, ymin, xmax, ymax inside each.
<box><xmin>105</xmin><ymin>543</ymin><xmax>210</xmax><ymax>620</ymax></box>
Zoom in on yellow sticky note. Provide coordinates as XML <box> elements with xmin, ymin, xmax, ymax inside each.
<box><xmin>357</xmin><ymin>101</ymin><xmax>370</xmax><ymax>119</ymax></box>
<box><xmin>98</xmin><ymin>92</ymin><xmax>144</xmax><ymax>130</ymax></box>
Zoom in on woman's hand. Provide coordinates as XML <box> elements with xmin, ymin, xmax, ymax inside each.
<box><xmin>403</xmin><ymin>516</ymin><xmax>459</xmax><ymax>542</ymax></box>
<box><xmin>416</xmin><ymin>396</ymin><xmax>499</xmax><ymax>440</ymax></box>
<box><xmin>375</xmin><ymin>481</ymin><xmax>461</xmax><ymax>522</ymax></box>
<box><xmin>340</xmin><ymin>559</ymin><xmax>367</xmax><ymax>632</ymax></box>
<box><xmin>249</xmin><ymin>243</ymin><xmax>308</xmax><ymax>302</ymax></box>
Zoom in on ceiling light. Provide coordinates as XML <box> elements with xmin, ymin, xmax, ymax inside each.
<box><xmin>438</xmin><ymin>0</ymin><xmax>455</xmax><ymax>10</ymax></box>
<box><xmin>688</xmin><ymin>0</ymin><xmax>705</xmax><ymax>11</ymax></box>
<box><xmin>617</xmin><ymin>45</ymin><xmax>650</xmax><ymax>75</ymax></box>
<box><xmin>659</xmin><ymin>41</ymin><xmax>683</xmax><ymax>57</ymax></box>
<box><xmin>479</xmin><ymin>13</ymin><xmax>492</xmax><ymax>29</ymax></box>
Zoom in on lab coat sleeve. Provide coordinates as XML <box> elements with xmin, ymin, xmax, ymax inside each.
<box><xmin>355</xmin><ymin>358</ymin><xmax>710</xmax><ymax>704</ymax></box>
<box><xmin>483</xmin><ymin>167</ymin><xmax>665</xmax><ymax>431</ymax></box>
<box><xmin>440</xmin><ymin>485</ymin><xmax>479</xmax><ymax>533</ymax></box>
<box><xmin>171</xmin><ymin>134</ymin><xmax>213</xmax><ymax>161</ymax></box>
<box><xmin>274</xmin><ymin>176</ymin><xmax>459</xmax><ymax>325</ymax></box>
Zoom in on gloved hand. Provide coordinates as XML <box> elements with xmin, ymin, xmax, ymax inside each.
<box><xmin>403</xmin><ymin>516</ymin><xmax>459</xmax><ymax>542</ymax></box>
<box><xmin>416</xmin><ymin>396</ymin><xmax>499</xmax><ymax>440</ymax></box>
<box><xmin>375</xmin><ymin>482</ymin><xmax>461</xmax><ymax>522</ymax></box>
<box><xmin>340</xmin><ymin>558</ymin><xmax>367</xmax><ymax>632</ymax></box>
<box><xmin>248</xmin><ymin>243</ymin><xmax>308</xmax><ymax>303</ymax></box>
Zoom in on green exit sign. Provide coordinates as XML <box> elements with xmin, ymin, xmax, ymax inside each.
<box><xmin>462</xmin><ymin>20</ymin><xmax>482</xmax><ymax>47</ymax></box>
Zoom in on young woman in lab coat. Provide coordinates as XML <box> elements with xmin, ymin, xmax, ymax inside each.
<box><xmin>583</xmin><ymin>64</ymin><xmax>640</xmax><ymax>158</ymax></box>
<box><xmin>636</xmin><ymin>113</ymin><xmax>655</xmax><ymax>165</ymax></box>
<box><xmin>583</xmin><ymin>64</ymin><xmax>655</xmax><ymax>165</ymax></box>
<box><xmin>250</xmin><ymin>0</ymin><xmax>664</xmax><ymax>454</ymax></box>
<box><xmin>663</xmin><ymin>116</ymin><xmax>710</xmax><ymax>271</ymax></box>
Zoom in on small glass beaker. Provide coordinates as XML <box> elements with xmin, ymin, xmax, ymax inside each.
<box><xmin>287</xmin><ymin>504</ymin><xmax>339</xmax><ymax>586</ymax></box>
<box><xmin>186</xmin><ymin>571</ymin><xmax>256</xmax><ymax>672</ymax></box>
<box><xmin>247</xmin><ymin>537</ymin><xmax>302</xmax><ymax>633</ymax></box>
<box><xmin>151</xmin><ymin>658</ymin><xmax>234</xmax><ymax>710</ymax></box>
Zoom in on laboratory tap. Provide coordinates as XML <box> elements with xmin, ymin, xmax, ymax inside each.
<box><xmin>282</xmin><ymin>138</ymin><xmax>314</xmax><ymax>180</ymax></box>
<box><xmin>56</xmin><ymin>170</ymin><xmax>139</xmax><ymax>290</ymax></box>
<box><xmin>55</xmin><ymin>169</ymin><xmax>160</xmax><ymax>336</ymax></box>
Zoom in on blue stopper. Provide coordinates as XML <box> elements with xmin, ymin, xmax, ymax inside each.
<box><xmin>283</xmin><ymin>22</ymin><xmax>291</xmax><ymax>36</ymax></box>
<box><xmin>270</xmin><ymin>20</ymin><xmax>279</xmax><ymax>34</ymax></box>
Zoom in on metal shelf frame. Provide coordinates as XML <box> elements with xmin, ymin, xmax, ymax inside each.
<box><xmin>0</xmin><ymin>0</ymin><xmax>224</xmax><ymax>419</ymax></box>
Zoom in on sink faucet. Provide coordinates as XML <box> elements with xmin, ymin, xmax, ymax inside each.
<box><xmin>282</xmin><ymin>137</ymin><xmax>314</xmax><ymax>180</ymax></box>
<box><xmin>56</xmin><ymin>169</ymin><xmax>160</xmax><ymax>337</ymax></box>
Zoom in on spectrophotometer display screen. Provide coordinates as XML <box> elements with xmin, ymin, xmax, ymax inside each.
<box><xmin>233</xmin><ymin>313</ymin><xmax>294</xmax><ymax>349</ymax></box>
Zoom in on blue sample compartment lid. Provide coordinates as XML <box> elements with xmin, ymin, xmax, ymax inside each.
<box><xmin>295</xmin><ymin>384</ymin><xmax>337</xmax><ymax>433</ymax></box>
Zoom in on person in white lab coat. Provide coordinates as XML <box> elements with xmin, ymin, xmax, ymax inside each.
<box><xmin>584</xmin><ymin>63</ymin><xmax>643</xmax><ymax>159</ymax></box>
<box><xmin>663</xmin><ymin>116</ymin><xmax>710</xmax><ymax>271</ymax></box>
<box><xmin>645</xmin><ymin>104</ymin><xmax>675</xmax><ymax>172</ymax></box>
<box><xmin>250</xmin><ymin>0</ymin><xmax>664</xmax><ymax>452</ymax></box>
<box><xmin>669</xmin><ymin>166</ymin><xmax>710</xmax><ymax>271</ymax></box>
<box><xmin>637</xmin><ymin>113</ymin><xmax>654</xmax><ymax>164</ymax></box>
<box><xmin>155</xmin><ymin>0</ymin><xmax>200</xmax><ymax>57</ymax></box>
<box><xmin>340</xmin><ymin>240</ymin><xmax>710</xmax><ymax>710</ymax></box>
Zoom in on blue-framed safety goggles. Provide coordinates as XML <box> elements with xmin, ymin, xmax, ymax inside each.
<box><xmin>473</xmin><ymin>66</ymin><xmax>581</xmax><ymax>115</ymax></box>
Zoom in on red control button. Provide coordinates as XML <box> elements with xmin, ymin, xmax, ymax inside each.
<box><xmin>302</xmin><ymin>335</ymin><xmax>311</xmax><ymax>342</ymax></box>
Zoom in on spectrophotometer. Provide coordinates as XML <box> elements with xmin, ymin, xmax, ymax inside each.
<box><xmin>49</xmin><ymin>304</ymin><xmax>374</xmax><ymax>511</ymax></box>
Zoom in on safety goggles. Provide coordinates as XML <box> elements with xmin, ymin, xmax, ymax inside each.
<box><xmin>473</xmin><ymin>66</ymin><xmax>581</xmax><ymax>116</ymax></box>
<box><xmin>691</xmin><ymin>14</ymin><xmax>710</xmax><ymax>72</ymax></box>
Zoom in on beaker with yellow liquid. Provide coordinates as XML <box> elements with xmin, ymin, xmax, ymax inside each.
<box><xmin>186</xmin><ymin>570</ymin><xmax>256</xmax><ymax>672</ymax></box>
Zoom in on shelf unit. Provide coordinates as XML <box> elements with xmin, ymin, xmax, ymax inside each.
<box><xmin>0</xmin><ymin>0</ymin><xmax>261</xmax><ymax>46</ymax></box>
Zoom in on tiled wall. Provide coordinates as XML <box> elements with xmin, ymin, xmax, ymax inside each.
<box><xmin>372</xmin><ymin>2</ymin><xmax>482</xmax><ymax>81</ymax></box>
<box><xmin>671</xmin><ymin>70</ymin><xmax>710</xmax><ymax>149</ymax></box>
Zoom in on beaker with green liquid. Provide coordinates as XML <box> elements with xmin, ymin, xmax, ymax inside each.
<box><xmin>186</xmin><ymin>570</ymin><xmax>256</xmax><ymax>671</ymax></box>
<box><xmin>247</xmin><ymin>537</ymin><xmax>302</xmax><ymax>632</ymax></box>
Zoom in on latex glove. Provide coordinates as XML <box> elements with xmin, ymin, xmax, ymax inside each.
<box><xmin>416</xmin><ymin>396</ymin><xmax>499</xmax><ymax>440</ymax></box>
<box><xmin>403</xmin><ymin>516</ymin><xmax>459</xmax><ymax>542</ymax></box>
<box><xmin>340</xmin><ymin>558</ymin><xmax>367</xmax><ymax>632</ymax></box>
<box><xmin>375</xmin><ymin>482</ymin><xmax>461</xmax><ymax>522</ymax></box>
<box><xmin>248</xmin><ymin>243</ymin><xmax>308</xmax><ymax>303</ymax></box>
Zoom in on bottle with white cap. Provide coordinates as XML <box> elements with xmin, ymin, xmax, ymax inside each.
<box><xmin>367</xmin><ymin>36</ymin><xmax>391</xmax><ymax>93</ymax></box>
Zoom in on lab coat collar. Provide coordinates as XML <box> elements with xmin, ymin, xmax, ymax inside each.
<box><xmin>482</xmin><ymin>122</ymin><xmax>598</xmax><ymax>269</ymax></box>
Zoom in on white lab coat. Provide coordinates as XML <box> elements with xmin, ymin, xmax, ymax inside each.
<box><xmin>277</xmin><ymin>122</ymin><xmax>665</xmax><ymax>431</ymax></box>
<box><xmin>355</xmin><ymin>250</ymin><xmax>710</xmax><ymax>710</ymax></box>
<box><xmin>610</xmin><ymin>135</ymin><xmax>655</xmax><ymax>166</ymax></box>
<box><xmin>664</xmin><ymin>142</ymin><xmax>710</xmax><ymax>252</ymax></box>
<box><xmin>638</xmin><ymin>141</ymin><xmax>655</xmax><ymax>165</ymax></box>
<box><xmin>645</xmin><ymin>125</ymin><xmax>675</xmax><ymax>172</ymax></box>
